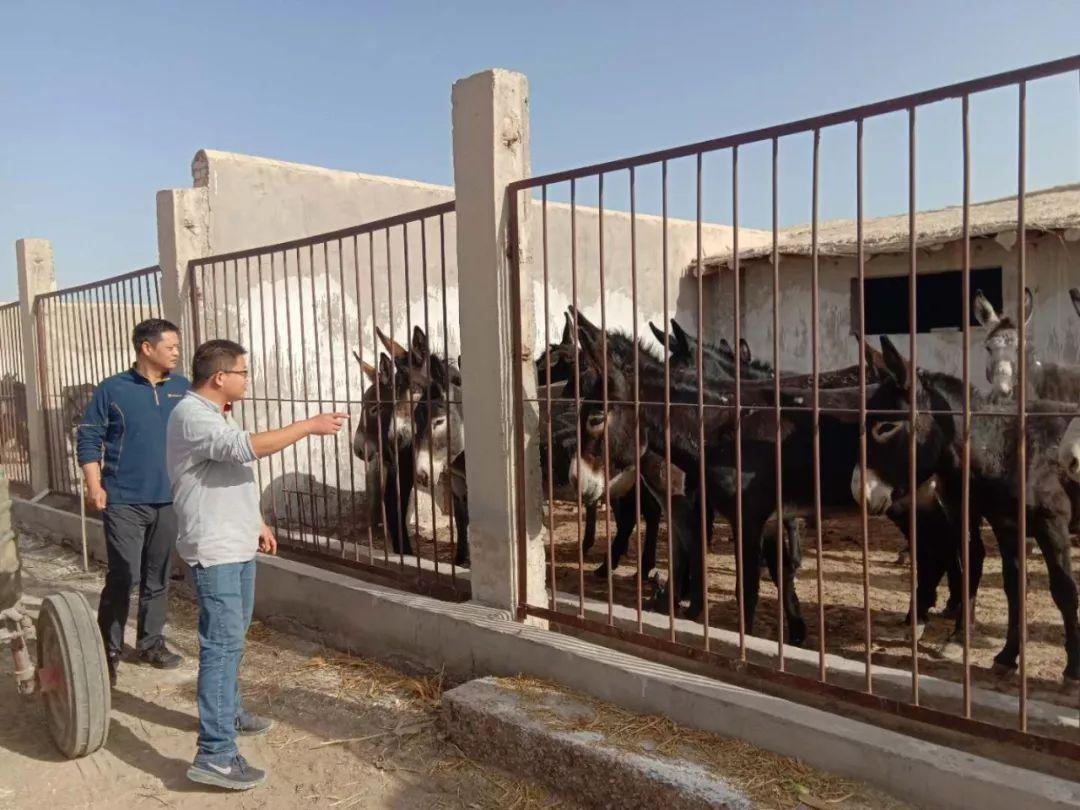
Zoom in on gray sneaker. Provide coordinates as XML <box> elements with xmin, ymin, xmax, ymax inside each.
<box><xmin>236</xmin><ymin>711</ymin><xmax>275</xmax><ymax>737</ymax></box>
<box><xmin>187</xmin><ymin>753</ymin><xmax>267</xmax><ymax>790</ymax></box>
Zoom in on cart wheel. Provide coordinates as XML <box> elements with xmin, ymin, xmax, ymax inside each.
<box><xmin>36</xmin><ymin>592</ymin><xmax>110</xmax><ymax>758</ymax></box>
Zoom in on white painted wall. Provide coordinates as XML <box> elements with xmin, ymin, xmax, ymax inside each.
<box><xmin>726</xmin><ymin>231</ymin><xmax>1080</xmax><ymax>388</ymax></box>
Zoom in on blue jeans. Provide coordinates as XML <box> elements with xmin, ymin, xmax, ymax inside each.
<box><xmin>191</xmin><ymin>559</ymin><xmax>255</xmax><ymax>762</ymax></box>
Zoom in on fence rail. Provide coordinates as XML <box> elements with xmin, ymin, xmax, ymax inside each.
<box><xmin>510</xmin><ymin>55</ymin><xmax>1080</xmax><ymax>760</ymax></box>
<box><xmin>186</xmin><ymin>200</ymin><xmax>468</xmax><ymax>600</ymax></box>
<box><xmin>35</xmin><ymin>266</ymin><xmax>162</xmax><ymax>500</ymax></box>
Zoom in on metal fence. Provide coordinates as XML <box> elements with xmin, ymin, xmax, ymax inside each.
<box><xmin>509</xmin><ymin>55</ymin><xmax>1080</xmax><ymax>761</ymax></box>
<box><xmin>0</xmin><ymin>302</ymin><xmax>30</xmax><ymax>496</ymax></box>
<box><xmin>186</xmin><ymin>201</ymin><xmax>468</xmax><ymax>600</ymax></box>
<box><xmin>35</xmin><ymin>267</ymin><xmax>162</xmax><ymax>499</ymax></box>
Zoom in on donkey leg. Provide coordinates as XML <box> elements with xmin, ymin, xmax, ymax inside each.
<box><xmin>452</xmin><ymin>493</ymin><xmax>470</xmax><ymax>567</ymax></box>
<box><xmin>398</xmin><ymin>460</ymin><xmax>414</xmax><ymax>557</ymax></box>
<box><xmin>739</xmin><ymin>513</ymin><xmax>767</xmax><ymax>636</ymax></box>
<box><xmin>641</xmin><ymin>487</ymin><xmax>660</xmax><ymax>578</ymax></box>
<box><xmin>594</xmin><ymin>492</ymin><xmax>636</xmax><ymax>580</ymax></box>
<box><xmin>681</xmin><ymin>492</ymin><xmax>707</xmax><ymax>620</ymax></box>
<box><xmin>989</xmin><ymin>520</ymin><xmax>1022</xmax><ymax>675</ymax></box>
<box><xmin>582</xmin><ymin>502</ymin><xmax>598</xmax><ymax>554</ymax></box>
<box><xmin>762</xmin><ymin>527</ymin><xmax>806</xmax><ymax>647</ymax></box>
<box><xmin>1032</xmin><ymin>518</ymin><xmax>1080</xmax><ymax>682</ymax></box>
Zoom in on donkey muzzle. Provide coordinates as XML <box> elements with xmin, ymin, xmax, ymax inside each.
<box><xmin>851</xmin><ymin>465</ymin><xmax>893</xmax><ymax>515</ymax></box>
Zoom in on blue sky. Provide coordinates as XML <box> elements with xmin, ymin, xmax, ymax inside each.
<box><xmin>2</xmin><ymin>1</ymin><xmax>1079</xmax><ymax>300</ymax></box>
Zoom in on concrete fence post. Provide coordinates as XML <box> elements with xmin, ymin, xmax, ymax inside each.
<box><xmin>451</xmin><ymin>69</ymin><xmax>546</xmax><ymax>614</ymax></box>
<box><xmin>15</xmin><ymin>239</ymin><xmax>57</xmax><ymax>495</ymax></box>
<box><xmin>156</xmin><ymin>186</ymin><xmax>209</xmax><ymax>364</ymax></box>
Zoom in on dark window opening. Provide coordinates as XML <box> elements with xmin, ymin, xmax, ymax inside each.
<box><xmin>850</xmin><ymin>267</ymin><xmax>1002</xmax><ymax>335</ymax></box>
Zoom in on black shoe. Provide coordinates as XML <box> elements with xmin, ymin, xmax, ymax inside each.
<box><xmin>187</xmin><ymin>753</ymin><xmax>267</xmax><ymax>790</ymax></box>
<box><xmin>137</xmin><ymin>640</ymin><xmax>183</xmax><ymax>670</ymax></box>
<box><xmin>236</xmin><ymin>712</ymin><xmax>275</xmax><ymax>737</ymax></box>
<box><xmin>106</xmin><ymin>652</ymin><xmax>119</xmax><ymax>688</ymax></box>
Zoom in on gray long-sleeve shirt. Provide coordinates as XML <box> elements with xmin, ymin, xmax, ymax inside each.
<box><xmin>166</xmin><ymin>391</ymin><xmax>262</xmax><ymax>568</ymax></box>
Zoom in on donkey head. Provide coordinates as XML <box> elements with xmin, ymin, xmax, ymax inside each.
<box><xmin>567</xmin><ymin>316</ymin><xmax>639</xmax><ymax>505</ymax></box>
<box><xmin>973</xmin><ymin>287</ymin><xmax>1033</xmax><ymax>398</ymax></box>
<box><xmin>353</xmin><ymin>352</ymin><xmax>395</xmax><ymax>462</ymax></box>
<box><xmin>852</xmin><ymin>335</ymin><xmax>954</xmax><ymax>515</ymax></box>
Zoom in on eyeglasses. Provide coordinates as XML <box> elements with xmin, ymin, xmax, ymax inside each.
<box><xmin>220</xmin><ymin>370</ymin><xmax>250</xmax><ymax>377</ymax></box>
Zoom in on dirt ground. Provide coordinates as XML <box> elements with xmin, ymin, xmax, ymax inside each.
<box><xmin>544</xmin><ymin>500</ymin><xmax>1080</xmax><ymax>710</ymax></box>
<box><xmin>0</xmin><ymin>532</ymin><xmax>909</xmax><ymax>810</ymax></box>
<box><xmin>0</xmin><ymin>534</ymin><xmax>564</xmax><ymax>810</ymax></box>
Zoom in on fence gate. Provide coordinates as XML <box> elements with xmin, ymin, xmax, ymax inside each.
<box><xmin>35</xmin><ymin>266</ymin><xmax>163</xmax><ymax>504</ymax></box>
<box><xmin>186</xmin><ymin>201</ymin><xmax>468</xmax><ymax>600</ymax></box>
<box><xmin>0</xmin><ymin>301</ymin><xmax>30</xmax><ymax>497</ymax></box>
<box><xmin>510</xmin><ymin>54</ymin><xmax>1080</xmax><ymax>765</ymax></box>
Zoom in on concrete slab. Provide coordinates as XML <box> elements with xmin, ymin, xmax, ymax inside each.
<box><xmin>443</xmin><ymin>677</ymin><xmax>752</xmax><ymax>810</ymax></box>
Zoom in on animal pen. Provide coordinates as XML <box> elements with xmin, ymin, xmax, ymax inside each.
<box><xmin>509</xmin><ymin>54</ymin><xmax>1080</xmax><ymax>762</ymax></box>
<box><xmin>4</xmin><ymin>54</ymin><xmax>1079</xmax><ymax>776</ymax></box>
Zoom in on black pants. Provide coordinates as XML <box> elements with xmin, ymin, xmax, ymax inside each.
<box><xmin>98</xmin><ymin>503</ymin><xmax>177</xmax><ymax>656</ymax></box>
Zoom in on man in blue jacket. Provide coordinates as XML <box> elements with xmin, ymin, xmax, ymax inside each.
<box><xmin>77</xmin><ymin>318</ymin><xmax>190</xmax><ymax>687</ymax></box>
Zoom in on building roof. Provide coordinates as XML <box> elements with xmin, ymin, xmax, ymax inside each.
<box><xmin>694</xmin><ymin>183</ymin><xmax>1080</xmax><ymax>275</ymax></box>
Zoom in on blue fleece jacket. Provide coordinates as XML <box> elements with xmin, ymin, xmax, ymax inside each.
<box><xmin>76</xmin><ymin>368</ymin><xmax>190</xmax><ymax>505</ymax></box>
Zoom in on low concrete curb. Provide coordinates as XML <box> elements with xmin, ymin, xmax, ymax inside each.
<box><xmin>442</xmin><ymin>677</ymin><xmax>752</xmax><ymax>810</ymax></box>
<box><xmin>252</xmin><ymin>554</ymin><xmax>1080</xmax><ymax>810</ymax></box>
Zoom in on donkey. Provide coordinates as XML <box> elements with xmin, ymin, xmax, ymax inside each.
<box><xmin>856</xmin><ymin>335</ymin><xmax>1079</xmax><ymax>681</ymax></box>
<box><xmin>353</xmin><ymin>351</ymin><xmax>418</xmax><ymax>556</ymax></box>
<box><xmin>975</xmin><ymin>288</ymin><xmax>1080</xmax><ymax>402</ymax></box>
<box><xmin>572</xmin><ymin>315</ymin><xmax>875</xmax><ymax>644</ymax></box>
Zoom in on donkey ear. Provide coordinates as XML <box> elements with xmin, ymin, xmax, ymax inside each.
<box><xmin>718</xmin><ymin>337</ymin><xmax>734</xmax><ymax>357</ymax></box>
<box><xmin>648</xmin><ymin>321</ymin><xmax>668</xmax><ymax>350</ymax></box>
<box><xmin>664</xmin><ymin>320</ymin><xmax>690</xmax><ymax>358</ymax></box>
<box><xmin>355</xmin><ymin>351</ymin><xmax>377</xmax><ymax>381</ymax></box>
<box><xmin>878</xmin><ymin>335</ymin><xmax>910</xmax><ymax>389</ymax></box>
<box><xmin>559</xmin><ymin>312</ymin><xmax>574</xmax><ymax>346</ymax></box>
<box><xmin>576</xmin><ymin>320</ymin><xmax>606</xmax><ymax>372</ymax></box>
<box><xmin>378</xmin><ymin>353</ymin><xmax>394</xmax><ymax>384</ymax></box>
<box><xmin>376</xmin><ymin>327</ymin><xmax>408</xmax><ymax>360</ymax></box>
<box><xmin>411</xmin><ymin>326</ymin><xmax>429</xmax><ymax>357</ymax></box>
<box><xmin>568</xmin><ymin>306</ymin><xmax>601</xmax><ymax>343</ymax></box>
<box><xmin>1022</xmin><ymin>287</ymin><xmax>1034</xmax><ymax>328</ymax></box>
<box><xmin>973</xmin><ymin>290</ymin><xmax>1000</xmax><ymax>329</ymax></box>
<box><xmin>1070</xmin><ymin>288</ymin><xmax>1080</xmax><ymax>320</ymax></box>
<box><xmin>739</xmin><ymin>338</ymin><xmax>752</xmax><ymax>365</ymax></box>
<box><xmin>668</xmin><ymin>320</ymin><xmax>693</xmax><ymax>357</ymax></box>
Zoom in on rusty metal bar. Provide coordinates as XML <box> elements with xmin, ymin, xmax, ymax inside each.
<box><xmin>542</xmin><ymin>185</ymin><xmax>556</xmax><ymax>612</ymax></box>
<box><xmin>402</xmin><ymin>224</ymin><xmax>422</xmax><ymax>580</ymax></box>
<box><xmin>907</xmin><ymin>106</ymin><xmax>920</xmax><ymax>706</ymax></box>
<box><xmin>438</xmin><ymin>213</ymin><xmax>458</xmax><ymax>585</ymax></box>
<box><xmin>1016</xmin><ymin>80</ymin><xmax>1028</xmax><ymax>733</ymax></box>
<box><xmin>598</xmin><ymin>172</ymin><xmax>615</xmax><ymax>626</ymax></box>
<box><xmin>695</xmin><ymin>152</ymin><xmax>710</xmax><ymax>650</ymax></box>
<box><xmin>960</xmin><ymin>94</ymin><xmax>973</xmax><ymax>719</ymax></box>
<box><xmin>732</xmin><ymin>145</ymin><xmax>746</xmax><ymax>661</ymax></box>
<box><xmin>418</xmin><ymin>221</ymin><xmax>439</xmax><ymax>578</ymax></box>
<box><xmin>662</xmin><ymin>160</ymin><xmax>675</xmax><ymax>640</ymax></box>
<box><xmin>385</xmin><ymin>228</ymin><xmax>405</xmax><ymax>571</ymax></box>
<box><xmin>811</xmin><ymin>128</ymin><xmax>825</xmax><ymax>682</ymax></box>
<box><xmin>328</xmin><ymin>241</ymin><xmax>343</xmax><ymax>551</ymax></box>
<box><xmin>570</xmin><ymin>178</ymin><xmax>585</xmax><ymax>618</ymax></box>
<box><xmin>257</xmin><ymin>253</ymin><xmax>281</xmax><ymax>546</ymax></box>
<box><xmin>369</xmin><ymin>232</ymin><xmax>391</xmax><ymax>566</ymax></box>
<box><xmin>856</xmin><ymin>119</ymin><xmax>873</xmax><ymax>694</ymax></box>
<box><xmin>772</xmin><ymin>136</ymin><xmax>785</xmax><ymax>668</ymax></box>
<box><xmin>189</xmin><ymin>202</ymin><xmax>455</xmax><ymax>267</ymax></box>
<box><xmin>338</xmin><ymin>238</ymin><xmax>357</xmax><ymax>560</ymax></box>
<box><xmin>630</xmin><ymin>167</ymin><xmax>644</xmax><ymax>633</ymax></box>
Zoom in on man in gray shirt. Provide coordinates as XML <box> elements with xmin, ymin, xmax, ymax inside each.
<box><xmin>167</xmin><ymin>339</ymin><xmax>345</xmax><ymax>790</ymax></box>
